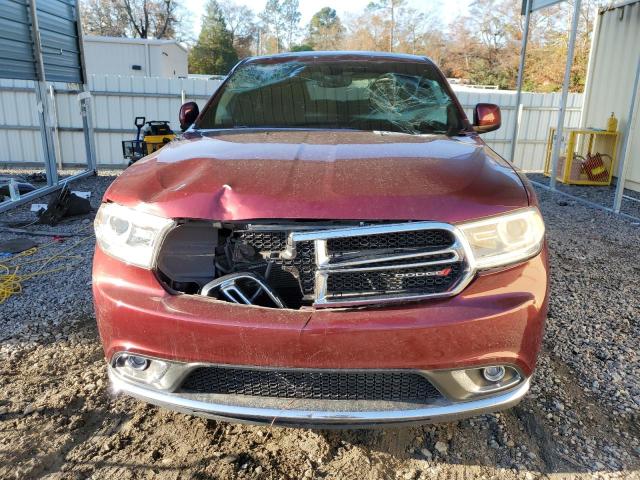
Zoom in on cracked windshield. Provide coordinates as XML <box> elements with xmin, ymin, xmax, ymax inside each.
<box><xmin>198</xmin><ymin>60</ymin><xmax>463</xmax><ymax>135</ymax></box>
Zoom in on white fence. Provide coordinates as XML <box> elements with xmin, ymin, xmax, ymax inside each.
<box><xmin>454</xmin><ymin>87</ymin><xmax>583</xmax><ymax>171</ymax></box>
<box><xmin>0</xmin><ymin>75</ymin><xmax>222</xmax><ymax>167</ymax></box>
<box><xmin>0</xmin><ymin>75</ymin><xmax>582</xmax><ymax>171</ymax></box>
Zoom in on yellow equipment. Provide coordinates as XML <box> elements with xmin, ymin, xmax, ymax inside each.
<box><xmin>122</xmin><ymin>116</ymin><xmax>176</xmax><ymax>165</ymax></box>
<box><xmin>607</xmin><ymin>112</ymin><xmax>618</xmax><ymax>132</ymax></box>
<box><xmin>544</xmin><ymin>127</ymin><xmax>620</xmax><ymax>186</ymax></box>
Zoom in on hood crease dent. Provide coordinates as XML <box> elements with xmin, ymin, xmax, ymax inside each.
<box><xmin>105</xmin><ymin>130</ymin><xmax>528</xmax><ymax>223</ymax></box>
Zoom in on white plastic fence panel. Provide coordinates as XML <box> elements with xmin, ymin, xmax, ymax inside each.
<box><xmin>0</xmin><ymin>75</ymin><xmax>581</xmax><ymax>171</ymax></box>
<box><xmin>0</xmin><ymin>78</ymin><xmax>43</xmax><ymax>164</ymax></box>
<box><xmin>452</xmin><ymin>86</ymin><xmax>583</xmax><ymax>171</ymax></box>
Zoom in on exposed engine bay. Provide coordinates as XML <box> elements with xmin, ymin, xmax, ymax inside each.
<box><xmin>156</xmin><ymin>220</ymin><xmax>466</xmax><ymax>310</ymax></box>
<box><xmin>157</xmin><ymin>221</ymin><xmax>356</xmax><ymax>310</ymax></box>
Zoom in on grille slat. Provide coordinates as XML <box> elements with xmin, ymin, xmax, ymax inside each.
<box><xmin>330</xmin><ymin>251</ymin><xmax>456</xmax><ymax>268</ymax></box>
<box><xmin>180</xmin><ymin>367</ymin><xmax>442</xmax><ymax>402</ymax></box>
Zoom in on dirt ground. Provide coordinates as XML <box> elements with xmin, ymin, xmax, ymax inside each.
<box><xmin>0</xmin><ymin>172</ymin><xmax>639</xmax><ymax>479</ymax></box>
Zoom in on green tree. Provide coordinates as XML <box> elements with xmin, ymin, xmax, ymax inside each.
<box><xmin>80</xmin><ymin>0</ymin><xmax>186</xmax><ymax>39</ymax></box>
<box><xmin>189</xmin><ymin>0</ymin><xmax>238</xmax><ymax>74</ymax></box>
<box><xmin>260</xmin><ymin>0</ymin><xmax>286</xmax><ymax>52</ymax></box>
<box><xmin>290</xmin><ymin>43</ymin><xmax>314</xmax><ymax>51</ymax></box>
<box><xmin>366</xmin><ymin>0</ymin><xmax>406</xmax><ymax>51</ymax></box>
<box><xmin>281</xmin><ymin>0</ymin><xmax>301</xmax><ymax>49</ymax></box>
<box><xmin>219</xmin><ymin>1</ymin><xmax>257</xmax><ymax>58</ymax></box>
<box><xmin>259</xmin><ymin>0</ymin><xmax>301</xmax><ymax>53</ymax></box>
<box><xmin>307</xmin><ymin>7</ymin><xmax>344</xmax><ymax>50</ymax></box>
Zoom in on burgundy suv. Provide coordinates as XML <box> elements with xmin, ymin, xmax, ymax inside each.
<box><xmin>93</xmin><ymin>52</ymin><xmax>548</xmax><ymax>427</ymax></box>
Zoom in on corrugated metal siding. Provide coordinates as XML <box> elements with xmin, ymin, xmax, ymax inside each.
<box><xmin>36</xmin><ymin>0</ymin><xmax>84</xmax><ymax>83</ymax></box>
<box><xmin>0</xmin><ymin>78</ymin><xmax>44</xmax><ymax>161</ymax></box>
<box><xmin>581</xmin><ymin>0</ymin><xmax>640</xmax><ymax>190</ymax></box>
<box><xmin>155</xmin><ymin>43</ymin><xmax>189</xmax><ymax>77</ymax></box>
<box><xmin>0</xmin><ymin>0</ymin><xmax>84</xmax><ymax>83</ymax></box>
<box><xmin>626</xmin><ymin>80</ymin><xmax>640</xmax><ymax>191</ymax></box>
<box><xmin>0</xmin><ymin>0</ymin><xmax>38</xmax><ymax>80</ymax></box>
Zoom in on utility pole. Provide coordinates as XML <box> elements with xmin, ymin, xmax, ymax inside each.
<box><xmin>510</xmin><ymin>0</ymin><xmax>532</xmax><ymax>163</ymax></box>
<box><xmin>390</xmin><ymin>1</ymin><xmax>395</xmax><ymax>52</ymax></box>
<box><xmin>549</xmin><ymin>0</ymin><xmax>582</xmax><ymax>189</ymax></box>
<box><xmin>370</xmin><ymin>1</ymin><xmax>398</xmax><ymax>52</ymax></box>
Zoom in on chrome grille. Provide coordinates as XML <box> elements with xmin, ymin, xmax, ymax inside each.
<box><xmin>237</xmin><ymin>222</ymin><xmax>472</xmax><ymax>307</ymax></box>
<box><xmin>290</xmin><ymin>222</ymin><xmax>471</xmax><ymax>307</ymax></box>
<box><xmin>180</xmin><ymin>367</ymin><xmax>443</xmax><ymax>402</ymax></box>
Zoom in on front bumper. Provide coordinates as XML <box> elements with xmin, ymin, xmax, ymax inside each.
<box><xmin>94</xmin><ymin>245</ymin><xmax>548</xmax><ymax>425</ymax></box>
<box><xmin>94</xmin><ymin>248</ymin><xmax>548</xmax><ymax>373</ymax></box>
<box><xmin>109</xmin><ymin>364</ymin><xmax>530</xmax><ymax>428</ymax></box>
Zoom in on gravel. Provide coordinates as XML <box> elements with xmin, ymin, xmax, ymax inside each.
<box><xmin>0</xmin><ymin>169</ymin><xmax>118</xmax><ymax>341</ymax></box>
<box><xmin>0</xmin><ymin>169</ymin><xmax>639</xmax><ymax>479</ymax></box>
<box><xmin>528</xmin><ymin>173</ymin><xmax>640</xmax><ymax>220</ymax></box>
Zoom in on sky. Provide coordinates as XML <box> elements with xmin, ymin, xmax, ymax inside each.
<box><xmin>182</xmin><ymin>0</ymin><xmax>472</xmax><ymax>40</ymax></box>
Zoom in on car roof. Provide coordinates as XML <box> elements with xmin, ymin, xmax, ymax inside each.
<box><xmin>242</xmin><ymin>51</ymin><xmax>436</xmax><ymax>65</ymax></box>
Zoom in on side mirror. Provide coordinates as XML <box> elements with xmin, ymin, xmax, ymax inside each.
<box><xmin>179</xmin><ymin>101</ymin><xmax>199</xmax><ymax>131</ymax></box>
<box><xmin>473</xmin><ymin>103</ymin><xmax>501</xmax><ymax>134</ymax></box>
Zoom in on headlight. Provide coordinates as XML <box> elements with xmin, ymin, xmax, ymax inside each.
<box><xmin>94</xmin><ymin>203</ymin><xmax>175</xmax><ymax>269</ymax></box>
<box><xmin>458</xmin><ymin>207</ymin><xmax>545</xmax><ymax>270</ymax></box>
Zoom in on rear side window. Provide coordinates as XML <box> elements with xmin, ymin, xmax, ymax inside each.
<box><xmin>197</xmin><ymin>60</ymin><xmax>464</xmax><ymax>135</ymax></box>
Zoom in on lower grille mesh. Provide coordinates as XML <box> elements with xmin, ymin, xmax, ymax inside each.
<box><xmin>327</xmin><ymin>263</ymin><xmax>463</xmax><ymax>295</ymax></box>
<box><xmin>281</xmin><ymin>240</ymin><xmax>316</xmax><ymax>295</ymax></box>
<box><xmin>180</xmin><ymin>367</ymin><xmax>442</xmax><ymax>402</ymax></box>
<box><xmin>237</xmin><ymin>232</ymin><xmax>316</xmax><ymax>296</ymax></box>
<box><xmin>237</xmin><ymin>231</ymin><xmax>287</xmax><ymax>251</ymax></box>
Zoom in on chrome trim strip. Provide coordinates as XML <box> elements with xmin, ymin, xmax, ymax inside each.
<box><xmin>109</xmin><ymin>368</ymin><xmax>530</xmax><ymax>427</ymax></box>
<box><xmin>313</xmin><ymin>286</ymin><xmax>473</xmax><ymax>307</ymax></box>
<box><xmin>320</xmin><ymin>247</ymin><xmax>459</xmax><ymax>269</ymax></box>
<box><xmin>315</xmin><ymin>239</ymin><xmax>329</xmax><ymax>266</ymax></box>
<box><xmin>291</xmin><ymin>221</ymin><xmax>459</xmax><ymax>242</ymax></box>
<box><xmin>320</xmin><ymin>254</ymin><xmax>459</xmax><ymax>273</ymax></box>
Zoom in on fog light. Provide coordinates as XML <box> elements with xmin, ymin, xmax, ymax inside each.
<box><xmin>112</xmin><ymin>353</ymin><xmax>170</xmax><ymax>387</ymax></box>
<box><xmin>483</xmin><ymin>365</ymin><xmax>506</xmax><ymax>382</ymax></box>
<box><xmin>125</xmin><ymin>355</ymin><xmax>149</xmax><ymax>371</ymax></box>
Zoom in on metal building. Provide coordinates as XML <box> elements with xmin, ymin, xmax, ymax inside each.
<box><xmin>0</xmin><ymin>0</ymin><xmax>96</xmax><ymax>213</ymax></box>
<box><xmin>82</xmin><ymin>36</ymin><xmax>188</xmax><ymax>77</ymax></box>
<box><xmin>581</xmin><ymin>0</ymin><xmax>640</xmax><ymax>194</ymax></box>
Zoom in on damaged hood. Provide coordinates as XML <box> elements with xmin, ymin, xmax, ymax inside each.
<box><xmin>104</xmin><ymin>130</ymin><xmax>529</xmax><ymax>223</ymax></box>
